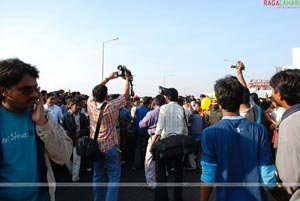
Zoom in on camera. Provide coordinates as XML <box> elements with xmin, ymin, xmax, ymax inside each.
<box><xmin>158</xmin><ymin>86</ymin><xmax>168</xmax><ymax>95</ymax></box>
<box><xmin>116</xmin><ymin>65</ymin><xmax>133</xmax><ymax>81</ymax></box>
<box><xmin>116</xmin><ymin>65</ymin><xmax>135</xmax><ymax>97</ymax></box>
<box><xmin>185</xmin><ymin>95</ymin><xmax>193</xmax><ymax>103</ymax></box>
<box><xmin>230</xmin><ymin>61</ymin><xmax>245</xmax><ymax>70</ymax></box>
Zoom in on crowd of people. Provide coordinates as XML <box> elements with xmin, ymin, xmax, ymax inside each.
<box><xmin>0</xmin><ymin>58</ymin><xmax>300</xmax><ymax>201</ymax></box>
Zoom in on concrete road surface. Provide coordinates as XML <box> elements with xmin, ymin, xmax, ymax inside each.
<box><xmin>54</xmin><ymin>162</ymin><xmax>200</xmax><ymax>201</ymax></box>
<box><xmin>54</xmin><ymin>162</ymin><xmax>289</xmax><ymax>201</ymax></box>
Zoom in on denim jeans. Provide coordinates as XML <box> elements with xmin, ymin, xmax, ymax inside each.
<box><xmin>93</xmin><ymin>146</ymin><xmax>121</xmax><ymax>201</ymax></box>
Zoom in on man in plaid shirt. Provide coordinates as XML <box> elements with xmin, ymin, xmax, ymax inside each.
<box><xmin>87</xmin><ymin>71</ymin><xmax>130</xmax><ymax>201</ymax></box>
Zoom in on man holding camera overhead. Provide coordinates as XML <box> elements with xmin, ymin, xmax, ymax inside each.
<box><xmin>87</xmin><ymin>70</ymin><xmax>130</xmax><ymax>201</ymax></box>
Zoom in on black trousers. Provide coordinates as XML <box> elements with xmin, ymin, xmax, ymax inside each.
<box><xmin>155</xmin><ymin>155</ymin><xmax>183</xmax><ymax>201</ymax></box>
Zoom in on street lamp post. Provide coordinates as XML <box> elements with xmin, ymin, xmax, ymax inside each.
<box><xmin>102</xmin><ymin>37</ymin><xmax>119</xmax><ymax>80</ymax></box>
<box><xmin>163</xmin><ymin>74</ymin><xmax>173</xmax><ymax>87</ymax></box>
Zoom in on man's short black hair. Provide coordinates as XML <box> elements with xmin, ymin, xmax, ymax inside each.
<box><xmin>270</xmin><ymin>69</ymin><xmax>300</xmax><ymax>106</ymax></box>
<box><xmin>165</xmin><ymin>88</ymin><xmax>178</xmax><ymax>102</ymax></box>
<box><xmin>47</xmin><ymin>92</ymin><xmax>58</xmax><ymax>99</ymax></box>
<box><xmin>67</xmin><ymin>98</ymin><xmax>79</xmax><ymax>107</ymax></box>
<box><xmin>0</xmin><ymin>58</ymin><xmax>39</xmax><ymax>88</ymax></box>
<box><xmin>141</xmin><ymin>96</ymin><xmax>153</xmax><ymax>106</ymax></box>
<box><xmin>214</xmin><ymin>76</ymin><xmax>243</xmax><ymax>112</ymax></box>
<box><xmin>92</xmin><ymin>84</ymin><xmax>108</xmax><ymax>102</ymax></box>
<box><xmin>155</xmin><ymin>94</ymin><xmax>166</xmax><ymax>106</ymax></box>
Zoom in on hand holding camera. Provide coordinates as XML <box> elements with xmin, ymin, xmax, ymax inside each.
<box><xmin>230</xmin><ymin>61</ymin><xmax>245</xmax><ymax>71</ymax></box>
<box><xmin>115</xmin><ymin>65</ymin><xmax>135</xmax><ymax>97</ymax></box>
<box><xmin>158</xmin><ymin>86</ymin><xmax>168</xmax><ymax>95</ymax></box>
<box><xmin>106</xmin><ymin>71</ymin><xmax>118</xmax><ymax>80</ymax></box>
<box><xmin>116</xmin><ymin>65</ymin><xmax>133</xmax><ymax>81</ymax></box>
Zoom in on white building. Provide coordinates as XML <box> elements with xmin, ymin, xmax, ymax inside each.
<box><xmin>277</xmin><ymin>47</ymin><xmax>300</xmax><ymax>72</ymax></box>
<box><xmin>250</xmin><ymin>48</ymin><xmax>300</xmax><ymax>98</ymax></box>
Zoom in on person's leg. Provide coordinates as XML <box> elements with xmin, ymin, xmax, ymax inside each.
<box><xmin>195</xmin><ymin>141</ymin><xmax>202</xmax><ymax>170</ymax></box>
<box><xmin>155</xmin><ymin>159</ymin><xmax>168</xmax><ymax>201</ymax></box>
<box><xmin>173</xmin><ymin>156</ymin><xmax>183</xmax><ymax>201</ymax></box>
<box><xmin>93</xmin><ymin>157</ymin><xmax>105</xmax><ymax>201</ymax></box>
<box><xmin>127</xmin><ymin>127</ymin><xmax>137</xmax><ymax>164</ymax></box>
<box><xmin>120</xmin><ymin>128</ymin><xmax>127</xmax><ymax>164</ymax></box>
<box><xmin>65</xmin><ymin>159</ymin><xmax>73</xmax><ymax>176</ymax></box>
<box><xmin>133</xmin><ymin>134</ymin><xmax>142</xmax><ymax>169</ymax></box>
<box><xmin>145</xmin><ymin>136</ymin><xmax>156</xmax><ymax>189</ymax></box>
<box><xmin>105</xmin><ymin>146</ymin><xmax>121</xmax><ymax>201</ymax></box>
<box><xmin>72</xmin><ymin>147</ymin><xmax>81</xmax><ymax>181</ymax></box>
<box><xmin>187</xmin><ymin>153</ymin><xmax>196</xmax><ymax>170</ymax></box>
<box><xmin>65</xmin><ymin>148</ymin><xmax>74</xmax><ymax>177</ymax></box>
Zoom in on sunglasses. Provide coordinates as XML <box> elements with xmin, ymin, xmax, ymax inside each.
<box><xmin>15</xmin><ymin>86</ymin><xmax>40</xmax><ymax>95</ymax></box>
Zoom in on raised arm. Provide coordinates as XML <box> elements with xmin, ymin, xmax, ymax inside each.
<box><xmin>101</xmin><ymin>71</ymin><xmax>130</xmax><ymax>99</ymax></box>
<box><xmin>100</xmin><ymin>71</ymin><xmax>118</xmax><ymax>85</ymax></box>
<box><xmin>122</xmin><ymin>71</ymin><xmax>130</xmax><ymax>99</ymax></box>
<box><xmin>236</xmin><ymin>61</ymin><xmax>247</xmax><ymax>87</ymax></box>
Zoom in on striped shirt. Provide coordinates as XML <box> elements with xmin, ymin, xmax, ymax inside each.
<box><xmin>87</xmin><ymin>95</ymin><xmax>126</xmax><ymax>152</ymax></box>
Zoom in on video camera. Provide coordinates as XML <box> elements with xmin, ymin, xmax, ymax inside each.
<box><xmin>116</xmin><ymin>65</ymin><xmax>133</xmax><ymax>81</ymax></box>
<box><xmin>116</xmin><ymin>65</ymin><xmax>134</xmax><ymax>97</ymax></box>
<box><xmin>158</xmin><ymin>86</ymin><xmax>168</xmax><ymax>95</ymax></box>
<box><xmin>185</xmin><ymin>95</ymin><xmax>193</xmax><ymax>103</ymax></box>
<box><xmin>230</xmin><ymin>61</ymin><xmax>245</xmax><ymax>70</ymax></box>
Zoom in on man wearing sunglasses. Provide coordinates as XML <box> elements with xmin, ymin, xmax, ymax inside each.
<box><xmin>0</xmin><ymin>58</ymin><xmax>72</xmax><ymax>201</ymax></box>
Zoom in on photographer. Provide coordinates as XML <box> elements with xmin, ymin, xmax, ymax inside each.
<box><xmin>87</xmin><ymin>71</ymin><xmax>130</xmax><ymax>201</ymax></box>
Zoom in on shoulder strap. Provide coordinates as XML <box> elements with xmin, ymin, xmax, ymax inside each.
<box><xmin>182</xmin><ymin>107</ymin><xmax>188</xmax><ymax>129</ymax></box>
<box><xmin>93</xmin><ymin>102</ymin><xmax>107</xmax><ymax>142</ymax></box>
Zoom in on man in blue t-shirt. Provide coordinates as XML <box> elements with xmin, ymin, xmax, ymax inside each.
<box><xmin>132</xmin><ymin>96</ymin><xmax>152</xmax><ymax>169</ymax></box>
<box><xmin>0</xmin><ymin>58</ymin><xmax>72</xmax><ymax>201</ymax></box>
<box><xmin>200</xmin><ymin>76</ymin><xmax>276</xmax><ymax>201</ymax></box>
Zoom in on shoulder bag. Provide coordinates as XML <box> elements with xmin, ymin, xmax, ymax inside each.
<box><xmin>152</xmin><ymin>107</ymin><xmax>195</xmax><ymax>161</ymax></box>
<box><xmin>76</xmin><ymin>102</ymin><xmax>107</xmax><ymax>160</ymax></box>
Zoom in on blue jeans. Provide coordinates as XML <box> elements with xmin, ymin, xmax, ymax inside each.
<box><xmin>93</xmin><ymin>146</ymin><xmax>121</xmax><ymax>201</ymax></box>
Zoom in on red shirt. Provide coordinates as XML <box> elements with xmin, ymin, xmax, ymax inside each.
<box><xmin>87</xmin><ymin>95</ymin><xmax>126</xmax><ymax>152</ymax></box>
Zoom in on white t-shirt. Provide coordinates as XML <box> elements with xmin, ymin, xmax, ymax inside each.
<box><xmin>271</xmin><ymin>107</ymin><xmax>286</xmax><ymax>126</ymax></box>
<box><xmin>43</xmin><ymin>104</ymin><xmax>64</xmax><ymax>124</ymax></box>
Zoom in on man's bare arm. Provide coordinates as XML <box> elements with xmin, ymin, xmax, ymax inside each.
<box><xmin>236</xmin><ymin>61</ymin><xmax>247</xmax><ymax>87</ymax></box>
